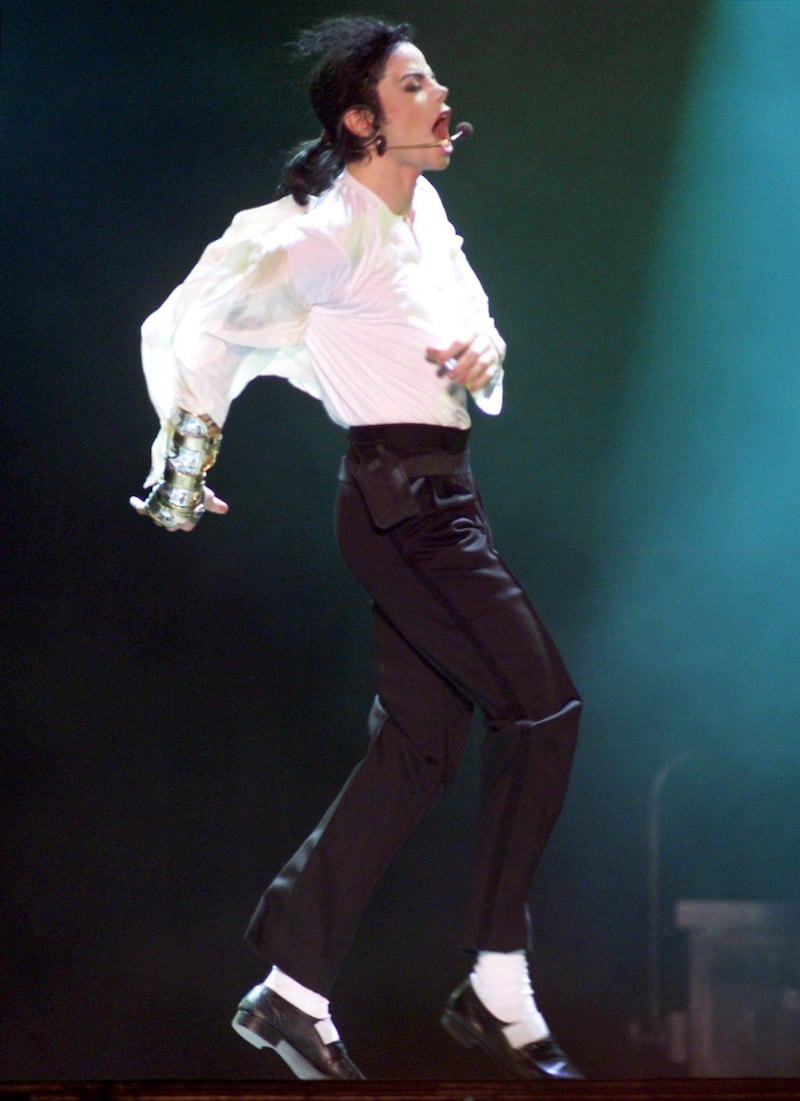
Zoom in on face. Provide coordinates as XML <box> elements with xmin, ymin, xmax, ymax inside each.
<box><xmin>374</xmin><ymin>43</ymin><xmax>452</xmax><ymax>168</ymax></box>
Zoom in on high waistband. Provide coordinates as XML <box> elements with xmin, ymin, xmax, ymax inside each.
<box><xmin>348</xmin><ymin>423</ymin><xmax>470</xmax><ymax>459</ymax></box>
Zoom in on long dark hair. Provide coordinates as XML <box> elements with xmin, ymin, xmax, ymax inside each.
<box><xmin>277</xmin><ymin>16</ymin><xmax>414</xmax><ymax>206</ymax></box>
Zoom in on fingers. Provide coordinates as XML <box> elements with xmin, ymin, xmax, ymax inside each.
<box><xmin>426</xmin><ymin>337</ymin><xmax>473</xmax><ymax>373</ymax></box>
<box><xmin>129</xmin><ymin>486</ymin><xmax>229</xmax><ymax>532</ymax></box>
<box><xmin>171</xmin><ymin>487</ymin><xmax>229</xmax><ymax>532</ymax></box>
<box><xmin>204</xmin><ymin>487</ymin><xmax>229</xmax><ymax>516</ymax></box>
<box><xmin>426</xmin><ymin>334</ymin><xmax>498</xmax><ymax>392</ymax></box>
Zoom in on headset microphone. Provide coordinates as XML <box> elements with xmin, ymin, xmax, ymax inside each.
<box><xmin>384</xmin><ymin>120</ymin><xmax>474</xmax><ymax>151</ymax></box>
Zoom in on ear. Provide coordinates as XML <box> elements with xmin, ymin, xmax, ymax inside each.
<box><xmin>341</xmin><ymin>105</ymin><xmax>377</xmax><ymax>140</ymax></box>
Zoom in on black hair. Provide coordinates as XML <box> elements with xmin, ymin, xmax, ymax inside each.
<box><xmin>277</xmin><ymin>16</ymin><xmax>414</xmax><ymax>205</ymax></box>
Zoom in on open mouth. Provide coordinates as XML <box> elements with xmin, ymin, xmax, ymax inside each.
<box><xmin>432</xmin><ymin>110</ymin><xmax>452</xmax><ymax>142</ymax></box>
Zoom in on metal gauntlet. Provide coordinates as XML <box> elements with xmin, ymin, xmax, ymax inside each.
<box><xmin>141</xmin><ymin>410</ymin><xmax>222</xmax><ymax>529</ymax></box>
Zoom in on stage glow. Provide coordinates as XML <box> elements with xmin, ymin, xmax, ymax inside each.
<box><xmin>570</xmin><ymin>4</ymin><xmax>800</xmax><ymax>1039</ymax></box>
<box><xmin>565</xmin><ymin>5</ymin><xmax>800</xmax><ymax>1071</ymax></box>
<box><xmin>582</xmin><ymin>0</ymin><xmax>800</xmax><ymax>758</ymax></box>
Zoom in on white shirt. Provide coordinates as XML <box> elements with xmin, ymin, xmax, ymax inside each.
<box><xmin>142</xmin><ymin>171</ymin><xmax>504</xmax><ymax>482</ymax></box>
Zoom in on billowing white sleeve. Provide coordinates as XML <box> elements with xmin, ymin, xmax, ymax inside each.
<box><xmin>140</xmin><ymin>196</ymin><xmax>324</xmax><ymax>484</ymax></box>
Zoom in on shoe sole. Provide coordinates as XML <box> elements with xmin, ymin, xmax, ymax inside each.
<box><xmin>442</xmin><ymin>1008</ymin><xmax>572</xmax><ymax>1081</ymax></box>
<box><xmin>231</xmin><ymin>1009</ymin><xmax>328</xmax><ymax>1080</ymax></box>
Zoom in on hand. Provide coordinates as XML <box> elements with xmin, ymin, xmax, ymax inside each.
<box><xmin>129</xmin><ymin>484</ymin><xmax>229</xmax><ymax>532</ymax></box>
<box><xmin>426</xmin><ymin>334</ymin><xmax>500</xmax><ymax>392</ymax></box>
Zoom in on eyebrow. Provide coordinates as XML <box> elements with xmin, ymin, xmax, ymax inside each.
<box><xmin>398</xmin><ymin>69</ymin><xmax>434</xmax><ymax>83</ymax></box>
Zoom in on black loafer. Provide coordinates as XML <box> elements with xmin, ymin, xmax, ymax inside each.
<box><xmin>232</xmin><ymin>983</ymin><xmax>365</xmax><ymax>1080</ymax></box>
<box><xmin>441</xmin><ymin>979</ymin><xmax>583</xmax><ymax>1080</ymax></box>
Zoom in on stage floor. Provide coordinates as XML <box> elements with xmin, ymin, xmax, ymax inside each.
<box><xmin>2</xmin><ymin>1081</ymin><xmax>800</xmax><ymax>1101</ymax></box>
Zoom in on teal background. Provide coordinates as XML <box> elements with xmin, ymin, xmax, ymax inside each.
<box><xmin>3</xmin><ymin>0</ymin><xmax>799</xmax><ymax>1080</ymax></box>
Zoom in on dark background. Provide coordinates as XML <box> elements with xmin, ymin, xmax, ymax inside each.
<box><xmin>3</xmin><ymin>0</ymin><xmax>799</xmax><ymax>1082</ymax></box>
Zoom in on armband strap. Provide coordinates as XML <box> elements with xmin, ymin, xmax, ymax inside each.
<box><xmin>141</xmin><ymin>410</ymin><xmax>222</xmax><ymax>529</ymax></box>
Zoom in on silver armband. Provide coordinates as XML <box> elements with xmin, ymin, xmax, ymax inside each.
<box><xmin>141</xmin><ymin>410</ymin><xmax>222</xmax><ymax>529</ymax></box>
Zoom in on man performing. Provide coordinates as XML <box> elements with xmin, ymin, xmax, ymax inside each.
<box><xmin>132</xmin><ymin>15</ymin><xmax>583</xmax><ymax>1083</ymax></box>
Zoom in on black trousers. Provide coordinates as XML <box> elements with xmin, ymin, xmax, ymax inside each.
<box><xmin>245</xmin><ymin>424</ymin><xmax>581</xmax><ymax>994</ymax></box>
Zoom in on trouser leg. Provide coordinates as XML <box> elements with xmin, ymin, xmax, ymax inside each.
<box><xmin>334</xmin><ymin>472</ymin><xmax>581</xmax><ymax>952</ymax></box>
<box><xmin>246</xmin><ymin>448</ymin><xmax>580</xmax><ymax>985</ymax></box>
<box><xmin>245</xmin><ymin>602</ymin><xmax>473</xmax><ymax>994</ymax></box>
<box><xmin>465</xmin><ymin>700</ymin><xmax>581</xmax><ymax>949</ymax></box>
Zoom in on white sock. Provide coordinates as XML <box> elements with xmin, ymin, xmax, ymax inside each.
<box><xmin>470</xmin><ymin>950</ymin><xmax>549</xmax><ymax>1048</ymax></box>
<box><xmin>264</xmin><ymin>966</ymin><xmax>339</xmax><ymax>1043</ymax></box>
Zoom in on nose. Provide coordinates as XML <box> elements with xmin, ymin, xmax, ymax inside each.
<box><xmin>435</xmin><ymin>78</ymin><xmax>449</xmax><ymax>99</ymax></box>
